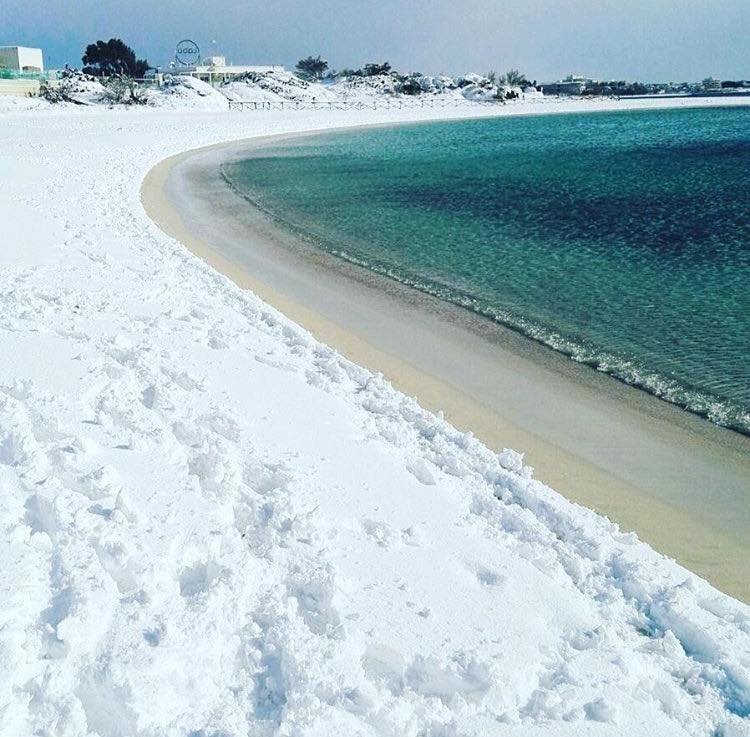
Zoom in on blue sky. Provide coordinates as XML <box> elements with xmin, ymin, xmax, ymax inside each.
<box><xmin>3</xmin><ymin>0</ymin><xmax>748</xmax><ymax>81</ymax></box>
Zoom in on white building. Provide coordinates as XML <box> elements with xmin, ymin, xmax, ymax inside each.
<box><xmin>0</xmin><ymin>46</ymin><xmax>44</xmax><ymax>73</ymax></box>
<box><xmin>172</xmin><ymin>57</ymin><xmax>283</xmax><ymax>85</ymax></box>
<box><xmin>542</xmin><ymin>74</ymin><xmax>595</xmax><ymax>96</ymax></box>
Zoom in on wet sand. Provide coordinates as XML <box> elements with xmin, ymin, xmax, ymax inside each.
<box><xmin>141</xmin><ymin>131</ymin><xmax>750</xmax><ymax>602</ymax></box>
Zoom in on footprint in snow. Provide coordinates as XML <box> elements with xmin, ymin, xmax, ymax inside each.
<box><xmin>406</xmin><ymin>458</ymin><xmax>436</xmax><ymax>485</ymax></box>
<box><xmin>401</xmin><ymin>526</ymin><xmax>424</xmax><ymax>547</ymax></box>
<box><xmin>476</xmin><ymin>567</ymin><xmax>505</xmax><ymax>588</ymax></box>
<box><xmin>361</xmin><ymin>519</ymin><xmax>399</xmax><ymax>549</ymax></box>
<box><xmin>178</xmin><ymin>559</ymin><xmax>224</xmax><ymax>598</ymax></box>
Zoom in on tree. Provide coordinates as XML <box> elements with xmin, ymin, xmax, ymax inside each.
<box><xmin>295</xmin><ymin>55</ymin><xmax>328</xmax><ymax>80</ymax></box>
<box><xmin>486</xmin><ymin>70</ymin><xmax>497</xmax><ymax>85</ymax></box>
<box><xmin>360</xmin><ymin>62</ymin><xmax>392</xmax><ymax>77</ymax></box>
<box><xmin>82</xmin><ymin>38</ymin><xmax>150</xmax><ymax>77</ymax></box>
<box><xmin>501</xmin><ymin>69</ymin><xmax>530</xmax><ymax>87</ymax></box>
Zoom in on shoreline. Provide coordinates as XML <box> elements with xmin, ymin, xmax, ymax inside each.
<box><xmin>141</xmin><ymin>118</ymin><xmax>750</xmax><ymax>602</ymax></box>
<box><xmin>218</xmin><ymin>124</ymin><xmax>750</xmax><ymax>439</ymax></box>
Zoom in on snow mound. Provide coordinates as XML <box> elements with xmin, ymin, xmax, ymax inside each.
<box><xmin>457</xmin><ymin>74</ymin><xmax>502</xmax><ymax>101</ymax></box>
<box><xmin>222</xmin><ymin>70</ymin><xmax>337</xmax><ymax>103</ymax></box>
<box><xmin>29</xmin><ymin>72</ymin><xmax>229</xmax><ymax>110</ymax></box>
<box><xmin>410</xmin><ymin>74</ymin><xmax>460</xmax><ymax>95</ymax></box>
<box><xmin>333</xmin><ymin>73</ymin><xmax>400</xmax><ymax>99</ymax></box>
<box><xmin>41</xmin><ymin>70</ymin><xmax>109</xmax><ymax>106</ymax></box>
<box><xmin>331</xmin><ymin>73</ymin><xmax>462</xmax><ymax>100</ymax></box>
<box><xmin>148</xmin><ymin>75</ymin><xmax>229</xmax><ymax>111</ymax></box>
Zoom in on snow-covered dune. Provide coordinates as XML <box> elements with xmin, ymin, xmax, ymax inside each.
<box><xmin>1</xmin><ymin>104</ymin><xmax>749</xmax><ymax>737</ymax></box>
<box><xmin>149</xmin><ymin>75</ymin><xmax>230</xmax><ymax>111</ymax></box>
<box><xmin>222</xmin><ymin>70</ymin><xmax>339</xmax><ymax>104</ymax></box>
<box><xmin>23</xmin><ymin>69</ymin><xmax>532</xmax><ymax>110</ymax></box>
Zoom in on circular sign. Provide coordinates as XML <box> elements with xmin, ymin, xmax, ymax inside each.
<box><xmin>175</xmin><ymin>40</ymin><xmax>200</xmax><ymax>66</ymax></box>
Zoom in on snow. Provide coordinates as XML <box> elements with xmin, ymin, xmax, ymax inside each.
<box><xmin>1</xmin><ymin>101</ymin><xmax>749</xmax><ymax>737</ymax></box>
<box><xmin>222</xmin><ymin>70</ymin><xmax>339</xmax><ymax>104</ymax></box>
<box><xmin>148</xmin><ymin>75</ymin><xmax>229</xmax><ymax>111</ymax></box>
<box><xmin>45</xmin><ymin>72</ymin><xmax>109</xmax><ymax>106</ymax></box>
<box><xmin>332</xmin><ymin>74</ymin><xmax>402</xmax><ymax>99</ymax></box>
<box><xmin>17</xmin><ymin>69</ymin><xmax>532</xmax><ymax>110</ymax></box>
<box><xmin>221</xmin><ymin>71</ymin><xmax>514</xmax><ymax>104</ymax></box>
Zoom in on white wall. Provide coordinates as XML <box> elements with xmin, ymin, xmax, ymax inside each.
<box><xmin>0</xmin><ymin>79</ymin><xmax>40</xmax><ymax>96</ymax></box>
<box><xmin>0</xmin><ymin>47</ymin><xmax>44</xmax><ymax>72</ymax></box>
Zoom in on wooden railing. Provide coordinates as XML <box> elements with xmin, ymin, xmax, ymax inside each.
<box><xmin>227</xmin><ymin>97</ymin><xmax>504</xmax><ymax>111</ymax></box>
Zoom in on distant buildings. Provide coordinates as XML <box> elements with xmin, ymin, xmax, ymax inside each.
<box><xmin>540</xmin><ymin>73</ymin><xmax>750</xmax><ymax>98</ymax></box>
<box><xmin>0</xmin><ymin>46</ymin><xmax>44</xmax><ymax>73</ymax></box>
<box><xmin>541</xmin><ymin>75</ymin><xmax>593</xmax><ymax>96</ymax></box>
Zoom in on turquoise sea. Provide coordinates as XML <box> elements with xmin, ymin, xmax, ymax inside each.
<box><xmin>223</xmin><ymin>107</ymin><xmax>750</xmax><ymax>434</ymax></box>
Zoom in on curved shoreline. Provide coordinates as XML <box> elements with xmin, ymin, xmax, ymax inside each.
<box><xmin>141</xmin><ymin>125</ymin><xmax>750</xmax><ymax>602</ymax></box>
<box><xmin>219</xmin><ymin>145</ymin><xmax>750</xmax><ymax>439</ymax></box>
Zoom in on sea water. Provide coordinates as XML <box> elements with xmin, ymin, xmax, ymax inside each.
<box><xmin>223</xmin><ymin>107</ymin><xmax>750</xmax><ymax>434</ymax></box>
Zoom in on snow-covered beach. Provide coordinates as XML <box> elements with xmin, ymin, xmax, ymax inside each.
<box><xmin>2</xmin><ymin>94</ymin><xmax>750</xmax><ymax>735</ymax></box>
<box><xmin>146</xmin><ymin>126</ymin><xmax>750</xmax><ymax>603</ymax></box>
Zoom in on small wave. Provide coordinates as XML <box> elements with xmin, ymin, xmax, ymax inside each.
<box><xmin>221</xmin><ymin>168</ymin><xmax>750</xmax><ymax>437</ymax></box>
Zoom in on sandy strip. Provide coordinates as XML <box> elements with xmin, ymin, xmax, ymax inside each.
<box><xmin>141</xmin><ymin>125</ymin><xmax>750</xmax><ymax>602</ymax></box>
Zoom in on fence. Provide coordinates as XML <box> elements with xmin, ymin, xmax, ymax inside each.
<box><xmin>0</xmin><ymin>68</ymin><xmax>56</xmax><ymax>81</ymax></box>
<box><xmin>227</xmin><ymin>97</ymin><xmax>505</xmax><ymax>112</ymax></box>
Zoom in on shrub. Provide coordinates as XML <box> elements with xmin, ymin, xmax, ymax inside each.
<box><xmin>360</xmin><ymin>62</ymin><xmax>392</xmax><ymax>77</ymax></box>
<box><xmin>102</xmin><ymin>75</ymin><xmax>149</xmax><ymax>105</ymax></box>
<box><xmin>396</xmin><ymin>75</ymin><xmax>423</xmax><ymax>95</ymax></box>
<box><xmin>501</xmin><ymin>69</ymin><xmax>530</xmax><ymax>87</ymax></box>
